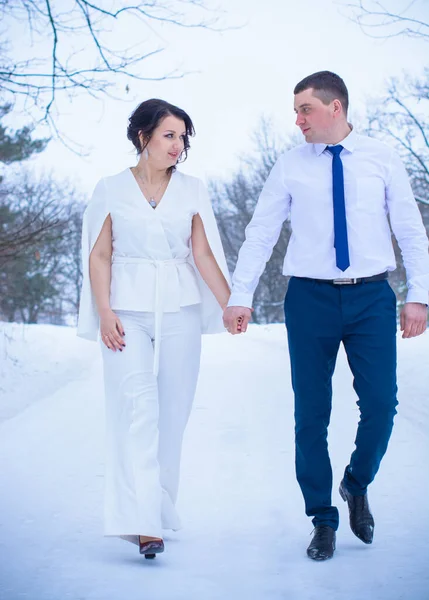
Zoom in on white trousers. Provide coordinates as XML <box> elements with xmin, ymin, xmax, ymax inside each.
<box><xmin>100</xmin><ymin>305</ymin><xmax>202</xmax><ymax>538</ymax></box>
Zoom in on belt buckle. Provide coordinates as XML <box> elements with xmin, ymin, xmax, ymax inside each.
<box><xmin>332</xmin><ymin>278</ymin><xmax>357</xmax><ymax>285</ymax></box>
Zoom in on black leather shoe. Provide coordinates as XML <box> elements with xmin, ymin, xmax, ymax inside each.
<box><xmin>339</xmin><ymin>479</ymin><xmax>374</xmax><ymax>544</ymax></box>
<box><xmin>307</xmin><ymin>526</ymin><xmax>336</xmax><ymax>561</ymax></box>
<box><xmin>138</xmin><ymin>537</ymin><xmax>165</xmax><ymax>559</ymax></box>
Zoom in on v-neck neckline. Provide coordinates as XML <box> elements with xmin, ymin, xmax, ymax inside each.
<box><xmin>128</xmin><ymin>167</ymin><xmax>176</xmax><ymax>212</ymax></box>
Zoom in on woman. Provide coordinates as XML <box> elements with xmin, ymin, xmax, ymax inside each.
<box><xmin>77</xmin><ymin>99</ymin><xmax>231</xmax><ymax>559</ymax></box>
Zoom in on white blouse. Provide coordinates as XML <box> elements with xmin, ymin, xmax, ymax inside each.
<box><xmin>77</xmin><ymin>168</ymin><xmax>230</xmax><ymax>373</ymax></box>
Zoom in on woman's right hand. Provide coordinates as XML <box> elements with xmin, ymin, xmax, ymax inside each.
<box><xmin>99</xmin><ymin>309</ymin><xmax>126</xmax><ymax>352</ymax></box>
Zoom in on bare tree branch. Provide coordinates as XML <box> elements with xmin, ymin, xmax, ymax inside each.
<box><xmin>364</xmin><ymin>70</ymin><xmax>429</xmax><ymax>217</ymax></box>
<box><xmin>0</xmin><ymin>0</ymin><xmax>231</xmax><ymax>137</ymax></box>
<box><xmin>342</xmin><ymin>0</ymin><xmax>429</xmax><ymax>41</ymax></box>
<box><xmin>0</xmin><ymin>173</ymin><xmax>68</xmax><ymax>264</ymax></box>
<box><xmin>44</xmin><ymin>0</ymin><xmax>59</xmax><ymax>117</ymax></box>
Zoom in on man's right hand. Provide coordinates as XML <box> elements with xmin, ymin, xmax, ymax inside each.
<box><xmin>223</xmin><ymin>306</ymin><xmax>253</xmax><ymax>334</ymax></box>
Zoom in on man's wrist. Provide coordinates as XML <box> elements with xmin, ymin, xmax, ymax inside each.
<box><xmin>405</xmin><ymin>289</ymin><xmax>429</xmax><ymax>305</ymax></box>
<box><xmin>227</xmin><ymin>291</ymin><xmax>253</xmax><ymax>308</ymax></box>
<box><xmin>404</xmin><ymin>301</ymin><xmax>428</xmax><ymax>308</ymax></box>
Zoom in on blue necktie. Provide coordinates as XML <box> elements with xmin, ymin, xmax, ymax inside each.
<box><xmin>327</xmin><ymin>145</ymin><xmax>350</xmax><ymax>271</ymax></box>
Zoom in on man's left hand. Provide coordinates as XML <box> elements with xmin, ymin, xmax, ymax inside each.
<box><xmin>400</xmin><ymin>302</ymin><xmax>428</xmax><ymax>339</ymax></box>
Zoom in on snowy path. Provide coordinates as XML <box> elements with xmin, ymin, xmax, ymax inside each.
<box><xmin>0</xmin><ymin>325</ymin><xmax>428</xmax><ymax>600</ymax></box>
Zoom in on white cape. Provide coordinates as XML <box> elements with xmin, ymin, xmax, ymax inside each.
<box><xmin>77</xmin><ymin>170</ymin><xmax>231</xmax><ymax>341</ymax></box>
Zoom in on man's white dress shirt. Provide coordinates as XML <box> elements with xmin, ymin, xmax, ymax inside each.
<box><xmin>228</xmin><ymin>129</ymin><xmax>429</xmax><ymax>307</ymax></box>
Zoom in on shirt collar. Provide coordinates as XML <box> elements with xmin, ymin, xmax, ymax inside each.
<box><xmin>313</xmin><ymin>124</ymin><xmax>356</xmax><ymax>156</ymax></box>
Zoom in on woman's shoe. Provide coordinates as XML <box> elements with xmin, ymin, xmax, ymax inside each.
<box><xmin>138</xmin><ymin>537</ymin><xmax>165</xmax><ymax>559</ymax></box>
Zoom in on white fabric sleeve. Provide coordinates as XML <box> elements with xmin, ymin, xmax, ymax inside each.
<box><xmin>77</xmin><ymin>178</ymin><xmax>110</xmax><ymax>340</ymax></box>
<box><xmin>190</xmin><ymin>178</ymin><xmax>231</xmax><ymax>334</ymax></box>
<box><xmin>228</xmin><ymin>155</ymin><xmax>291</xmax><ymax>308</ymax></box>
<box><xmin>386</xmin><ymin>150</ymin><xmax>429</xmax><ymax>305</ymax></box>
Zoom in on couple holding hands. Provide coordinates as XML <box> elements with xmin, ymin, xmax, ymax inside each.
<box><xmin>77</xmin><ymin>70</ymin><xmax>429</xmax><ymax>561</ymax></box>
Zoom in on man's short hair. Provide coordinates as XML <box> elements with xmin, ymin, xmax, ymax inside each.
<box><xmin>294</xmin><ymin>71</ymin><xmax>349</xmax><ymax>114</ymax></box>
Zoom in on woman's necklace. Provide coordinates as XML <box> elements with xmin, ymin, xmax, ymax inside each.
<box><xmin>135</xmin><ymin>169</ymin><xmax>168</xmax><ymax>209</ymax></box>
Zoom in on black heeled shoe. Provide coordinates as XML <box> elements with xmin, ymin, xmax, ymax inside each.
<box><xmin>138</xmin><ymin>537</ymin><xmax>165</xmax><ymax>559</ymax></box>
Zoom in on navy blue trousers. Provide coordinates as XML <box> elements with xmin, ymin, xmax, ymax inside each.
<box><xmin>284</xmin><ymin>277</ymin><xmax>398</xmax><ymax>530</ymax></box>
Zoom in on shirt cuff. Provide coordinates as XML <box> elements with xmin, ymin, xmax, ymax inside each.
<box><xmin>406</xmin><ymin>288</ymin><xmax>429</xmax><ymax>305</ymax></box>
<box><xmin>227</xmin><ymin>292</ymin><xmax>254</xmax><ymax>308</ymax></box>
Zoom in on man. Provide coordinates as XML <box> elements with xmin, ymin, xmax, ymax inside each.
<box><xmin>223</xmin><ymin>71</ymin><xmax>429</xmax><ymax>561</ymax></box>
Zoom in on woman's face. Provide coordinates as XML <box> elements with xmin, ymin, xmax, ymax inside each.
<box><xmin>142</xmin><ymin>114</ymin><xmax>186</xmax><ymax>169</ymax></box>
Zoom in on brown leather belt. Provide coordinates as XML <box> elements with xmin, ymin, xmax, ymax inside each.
<box><xmin>297</xmin><ymin>271</ymin><xmax>388</xmax><ymax>285</ymax></box>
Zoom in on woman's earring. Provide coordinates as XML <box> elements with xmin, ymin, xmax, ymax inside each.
<box><xmin>143</xmin><ymin>147</ymin><xmax>149</xmax><ymax>160</ymax></box>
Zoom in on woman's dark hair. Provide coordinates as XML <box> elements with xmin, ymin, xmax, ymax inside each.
<box><xmin>127</xmin><ymin>99</ymin><xmax>195</xmax><ymax>168</ymax></box>
<box><xmin>294</xmin><ymin>71</ymin><xmax>349</xmax><ymax>114</ymax></box>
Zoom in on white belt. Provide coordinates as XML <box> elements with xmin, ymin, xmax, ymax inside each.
<box><xmin>112</xmin><ymin>256</ymin><xmax>189</xmax><ymax>376</ymax></box>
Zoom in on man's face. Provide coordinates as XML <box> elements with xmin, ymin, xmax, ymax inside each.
<box><xmin>294</xmin><ymin>88</ymin><xmax>336</xmax><ymax>143</ymax></box>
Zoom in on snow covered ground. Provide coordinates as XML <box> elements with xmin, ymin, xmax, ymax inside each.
<box><xmin>0</xmin><ymin>322</ymin><xmax>428</xmax><ymax>600</ymax></box>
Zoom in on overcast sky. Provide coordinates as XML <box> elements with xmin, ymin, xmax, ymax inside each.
<box><xmin>8</xmin><ymin>0</ymin><xmax>429</xmax><ymax>196</ymax></box>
